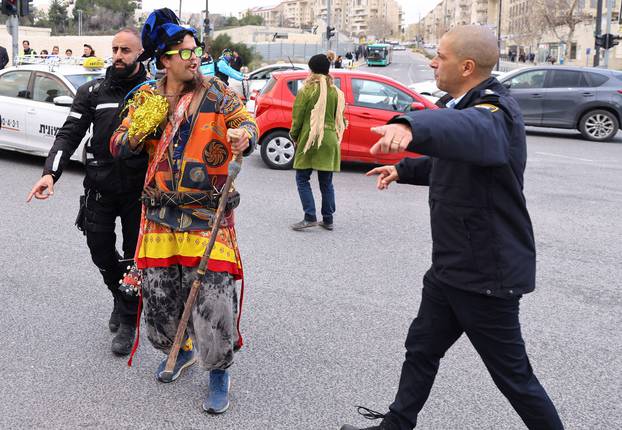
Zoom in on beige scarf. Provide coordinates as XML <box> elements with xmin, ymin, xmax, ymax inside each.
<box><xmin>303</xmin><ymin>74</ymin><xmax>347</xmax><ymax>154</ymax></box>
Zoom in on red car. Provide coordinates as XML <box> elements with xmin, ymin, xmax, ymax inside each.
<box><xmin>253</xmin><ymin>69</ymin><xmax>437</xmax><ymax>169</ymax></box>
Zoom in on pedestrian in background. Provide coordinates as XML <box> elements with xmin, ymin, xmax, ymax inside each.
<box><xmin>334</xmin><ymin>55</ymin><xmax>343</xmax><ymax>68</ymax></box>
<box><xmin>341</xmin><ymin>25</ymin><xmax>563</xmax><ymax>430</ymax></box>
<box><xmin>289</xmin><ymin>54</ymin><xmax>347</xmax><ymax>231</ymax></box>
<box><xmin>65</xmin><ymin>48</ymin><xmax>73</xmax><ymax>58</ymax></box>
<box><xmin>231</xmin><ymin>50</ymin><xmax>243</xmax><ymax>71</ymax></box>
<box><xmin>22</xmin><ymin>40</ymin><xmax>36</xmax><ymax>58</ymax></box>
<box><xmin>82</xmin><ymin>44</ymin><xmax>96</xmax><ymax>57</ymax></box>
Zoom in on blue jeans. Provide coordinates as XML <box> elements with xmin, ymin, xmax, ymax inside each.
<box><xmin>295</xmin><ymin>169</ymin><xmax>335</xmax><ymax>224</ymax></box>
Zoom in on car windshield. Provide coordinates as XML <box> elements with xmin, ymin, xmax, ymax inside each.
<box><xmin>64</xmin><ymin>73</ymin><xmax>103</xmax><ymax>89</ymax></box>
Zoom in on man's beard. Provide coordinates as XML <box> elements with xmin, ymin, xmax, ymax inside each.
<box><xmin>111</xmin><ymin>61</ymin><xmax>137</xmax><ymax>79</ymax></box>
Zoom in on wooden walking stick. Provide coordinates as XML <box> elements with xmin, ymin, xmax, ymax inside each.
<box><xmin>160</xmin><ymin>150</ymin><xmax>243</xmax><ymax>381</ymax></box>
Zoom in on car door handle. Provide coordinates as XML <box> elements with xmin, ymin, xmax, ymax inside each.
<box><xmin>582</xmin><ymin>92</ymin><xmax>594</xmax><ymax>97</ymax></box>
<box><xmin>357</xmin><ymin>112</ymin><xmax>373</xmax><ymax>118</ymax></box>
<box><xmin>531</xmin><ymin>94</ymin><xmax>543</xmax><ymax>98</ymax></box>
<box><xmin>27</xmin><ymin>109</ymin><xmax>37</xmax><ymax>114</ymax></box>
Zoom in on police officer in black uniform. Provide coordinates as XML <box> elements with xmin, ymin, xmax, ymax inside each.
<box><xmin>341</xmin><ymin>26</ymin><xmax>564</xmax><ymax>430</ymax></box>
<box><xmin>27</xmin><ymin>28</ymin><xmax>148</xmax><ymax>356</ymax></box>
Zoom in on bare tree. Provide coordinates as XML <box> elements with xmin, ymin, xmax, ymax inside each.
<box><xmin>367</xmin><ymin>16</ymin><xmax>394</xmax><ymax>40</ymax></box>
<box><xmin>533</xmin><ymin>0</ymin><xmax>591</xmax><ymax>58</ymax></box>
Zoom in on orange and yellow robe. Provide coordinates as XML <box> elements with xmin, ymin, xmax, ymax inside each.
<box><xmin>111</xmin><ymin>77</ymin><xmax>258</xmax><ymax>279</ymax></box>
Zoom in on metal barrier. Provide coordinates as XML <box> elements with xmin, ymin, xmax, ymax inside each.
<box><xmin>248</xmin><ymin>41</ymin><xmax>357</xmax><ymax>63</ymax></box>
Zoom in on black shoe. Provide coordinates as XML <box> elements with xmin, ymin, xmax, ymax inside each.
<box><xmin>340</xmin><ymin>426</ymin><xmax>381</xmax><ymax>430</ymax></box>
<box><xmin>290</xmin><ymin>219</ymin><xmax>318</xmax><ymax>231</ymax></box>
<box><xmin>340</xmin><ymin>406</ymin><xmax>388</xmax><ymax>430</ymax></box>
<box><xmin>319</xmin><ymin>221</ymin><xmax>334</xmax><ymax>230</ymax></box>
<box><xmin>111</xmin><ymin>323</ymin><xmax>135</xmax><ymax>356</ymax></box>
<box><xmin>108</xmin><ymin>300</ymin><xmax>120</xmax><ymax>333</ymax></box>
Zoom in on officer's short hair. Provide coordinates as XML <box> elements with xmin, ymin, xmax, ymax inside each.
<box><xmin>116</xmin><ymin>27</ymin><xmax>140</xmax><ymax>39</ymax></box>
<box><xmin>444</xmin><ymin>26</ymin><xmax>498</xmax><ymax>74</ymax></box>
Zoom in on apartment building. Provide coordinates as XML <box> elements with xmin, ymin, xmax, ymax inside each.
<box><xmin>243</xmin><ymin>0</ymin><xmax>403</xmax><ymax>39</ymax></box>
<box><xmin>418</xmin><ymin>0</ymin><xmax>622</xmax><ymax>68</ymax></box>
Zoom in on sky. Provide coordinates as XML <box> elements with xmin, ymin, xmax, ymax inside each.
<box><xmin>139</xmin><ymin>0</ymin><xmax>441</xmax><ymax>25</ymax></box>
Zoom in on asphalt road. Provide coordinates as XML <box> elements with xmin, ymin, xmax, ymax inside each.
<box><xmin>1</xmin><ymin>51</ymin><xmax>621</xmax><ymax>429</ymax></box>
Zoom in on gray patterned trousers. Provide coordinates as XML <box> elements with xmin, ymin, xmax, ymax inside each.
<box><xmin>142</xmin><ymin>266</ymin><xmax>239</xmax><ymax>370</ymax></box>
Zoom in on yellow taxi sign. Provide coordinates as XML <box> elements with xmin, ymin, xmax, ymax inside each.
<box><xmin>83</xmin><ymin>57</ymin><xmax>105</xmax><ymax>69</ymax></box>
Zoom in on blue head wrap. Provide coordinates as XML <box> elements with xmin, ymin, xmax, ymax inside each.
<box><xmin>139</xmin><ymin>8</ymin><xmax>200</xmax><ymax>62</ymax></box>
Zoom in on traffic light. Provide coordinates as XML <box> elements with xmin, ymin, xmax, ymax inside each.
<box><xmin>1</xmin><ymin>0</ymin><xmax>18</xmax><ymax>16</ymax></box>
<box><xmin>596</xmin><ymin>33</ymin><xmax>620</xmax><ymax>49</ymax></box>
<box><xmin>203</xmin><ymin>18</ymin><xmax>210</xmax><ymax>39</ymax></box>
<box><xmin>604</xmin><ymin>33</ymin><xmax>620</xmax><ymax>49</ymax></box>
<box><xmin>19</xmin><ymin>0</ymin><xmax>32</xmax><ymax>16</ymax></box>
<box><xmin>326</xmin><ymin>26</ymin><xmax>336</xmax><ymax>40</ymax></box>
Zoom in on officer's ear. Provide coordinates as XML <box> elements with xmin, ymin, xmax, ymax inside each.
<box><xmin>461</xmin><ymin>59</ymin><xmax>476</xmax><ymax>77</ymax></box>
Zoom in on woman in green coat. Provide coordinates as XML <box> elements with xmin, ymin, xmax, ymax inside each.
<box><xmin>289</xmin><ymin>54</ymin><xmax>347</xmax><ymax>231</ymax></box>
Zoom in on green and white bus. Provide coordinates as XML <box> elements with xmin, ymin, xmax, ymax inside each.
<box><xmin>367</xmin><ymin>43</ymin><xmax>393</xmax><ymax>66</ymax></box>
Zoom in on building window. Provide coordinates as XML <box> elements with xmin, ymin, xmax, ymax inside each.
<box><xmin>570</xmin><ymin>42</ymin><xmax>577</xmax><ymax>60</ymax></box>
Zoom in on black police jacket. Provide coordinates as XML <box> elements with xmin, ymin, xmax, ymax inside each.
<box><xmin>43</xmin><ymin>64</ymin><xmax>149</xmax><ymax>193</ymax></box>
<box><xmin>393</xmin><ymin>77</ymin><xmax>535</xmax><ymax>298</ymax></box>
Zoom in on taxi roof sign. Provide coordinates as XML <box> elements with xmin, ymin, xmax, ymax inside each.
<box><xmin>83</xmin><ymin>57</ymin><xmax>105</xmax><ymax>69</ymax></box>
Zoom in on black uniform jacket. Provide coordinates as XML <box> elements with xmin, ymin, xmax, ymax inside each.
<box><xmin>43</xmin><ymin>64</ymin><xmax>149</xmax><ymax>193</ymax></box>
<box><xmin>393</xmin><ymin>77</ymin><xmax>536</xmax><ymax>298</ymax></box>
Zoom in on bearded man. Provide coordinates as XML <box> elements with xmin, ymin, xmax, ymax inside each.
<box><xmin>28</xmin><ymin>28</ymin><xmax>149</xmax><ymax>356</ymax></box>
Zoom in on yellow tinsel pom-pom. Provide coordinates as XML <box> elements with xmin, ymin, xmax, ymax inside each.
<box><xmin>126</xmin><ymin>89</ymin><xmax>168</xmax><ymax>144</ymax></box>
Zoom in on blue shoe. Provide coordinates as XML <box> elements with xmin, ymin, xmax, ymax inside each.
<box><xmin>155</xmin><ymin>348</ymin><xmax>197</xmax><ymax>383</ymax></box>
<box><xmin>202</xmin><ymin>369</ymin><xmax>230</xmax><ymax>414</ymax></box>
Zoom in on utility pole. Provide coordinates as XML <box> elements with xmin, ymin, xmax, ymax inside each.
<box><xmin>77</xmin><ymin>9</ymin><xmax>83</xmax><ymax>37</ymax></box>
<box><xmin>204</xmin><ymin>0</ymin><xmax>210</xmax><ymax>45</ymax></box>
<box><xmin>496</xmin><ymin>0</ymin><xmax>502</xmax><ymax>71</ymax></box>
<box><xmin>178</xmin><ymin>0</ymin><xmax>182</xmax><ymax>21</ymax></box>
<box><xmin>8</xmin><ymin>14</ymin><xmax>18</xmax><ymax>66</ymax></box>
<box><xmin>327</xmin><ymin>0</ymin><xmax>332</xmax><ymax>50</ymax></box>
<box><xmin>594</xmin><ymin>0</ymin><xmax>603</xmax><ymax>66</ymax></box>
<box><xmin>604</xmin><ymin>0</ymin><xmax>613</xmax><ymax>67</ymax></box>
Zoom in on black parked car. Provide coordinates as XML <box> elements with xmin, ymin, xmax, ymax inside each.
<box><xmin>499</xmin><ymin>66</ymin><xmax>622</xmax><ymax>141</ymax></box>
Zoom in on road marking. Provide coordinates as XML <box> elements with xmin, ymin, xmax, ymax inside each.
<box><xmin>534</xmin><ymin>151</ymin><xmax>596</xmax><ymax>162</ymax></box>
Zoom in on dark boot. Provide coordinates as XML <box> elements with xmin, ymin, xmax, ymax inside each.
<box><xmin>111</xmin><ymin>323</ymin><xmax>135</xmax><ymax>356</ymax></box>
<box><xmin>108</xmin><ymin>299</ymin><xmax>120</xmax><ymax>333</ymax></box>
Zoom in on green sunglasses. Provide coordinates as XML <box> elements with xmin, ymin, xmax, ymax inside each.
<box><xmin>164</xmin><ymin>46</ymin><xmax>203</xmax><ymax>60</ymax></box>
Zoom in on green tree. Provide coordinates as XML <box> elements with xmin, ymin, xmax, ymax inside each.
<box><xmin>48</xmin><ymin>0</ymin><xmax>69</xmax><ymax>35</ymax></box>
<box><xmin>239</xmin><ymin>14</ymin><xmax>263</xmax><ymax>26</ymax></box>
<box><xmin>208</xmin><ymin>34</ymin><xmax>262</xmax><ymax>68</ymax></box>
<box><xmin>73</xmin><ymin>0</ymin><xmax>137</xmax><ymax>33</ymax></box>
<box><xmin>224</xmin><ymin>16</ymin><xmax>239</xmax><ymax>27</ymax></box>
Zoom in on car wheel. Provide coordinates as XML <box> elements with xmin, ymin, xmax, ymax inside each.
<box><xmin>260</xmin><ymin>130</ymin><xmax>296</xmax><ymax>170</ymax></box>
<box><xmin>579</xmin><ymin>109</ymin><xmax>619</xmax><ymax>141</ymax></box>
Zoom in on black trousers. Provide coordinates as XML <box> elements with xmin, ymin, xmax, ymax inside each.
<box><xmin>384</xmin><ymin>273</ymin><xmax>564</xmax><ymax>430</ymax></box>
<box><xmin>84</xmin><ymin>189</ymin><xmax>141</xmax><ymax>325</ymax></box>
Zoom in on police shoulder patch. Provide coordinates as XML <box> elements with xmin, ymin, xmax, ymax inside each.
<box><xmin>474</xmin><ymin>103</ymin><xmax>499</xmax><ymax>113</ymax></box>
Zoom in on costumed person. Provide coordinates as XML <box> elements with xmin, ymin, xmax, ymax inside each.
<box><xmin>340</xmin><ymin>25</ymin><xmax>563</xmax><ymax>430</ymax></box>
<box><xmin>110</xmin><ymin>8</ymin><xmax>258</xmax><ymax>414</ymax></box>
<box><xmin>27</xmin><ymin>28</ymin><xmax>148</xmax><ymax>356</ymax></box>
<box><xmin>215</xmin><ymin>48</ymin><xmax>245</xmax><ymax>85</ymax></box>
<box><xmin>290</xmin><ymin>54</ymin><xmax>346</xmax><ymax>231</ymax></box>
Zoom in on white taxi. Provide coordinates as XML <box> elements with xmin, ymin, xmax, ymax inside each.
<box><xmin>0</xmin><ymin>58</ymin><xmax>105</xmax><ymax>163</ymax></box>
